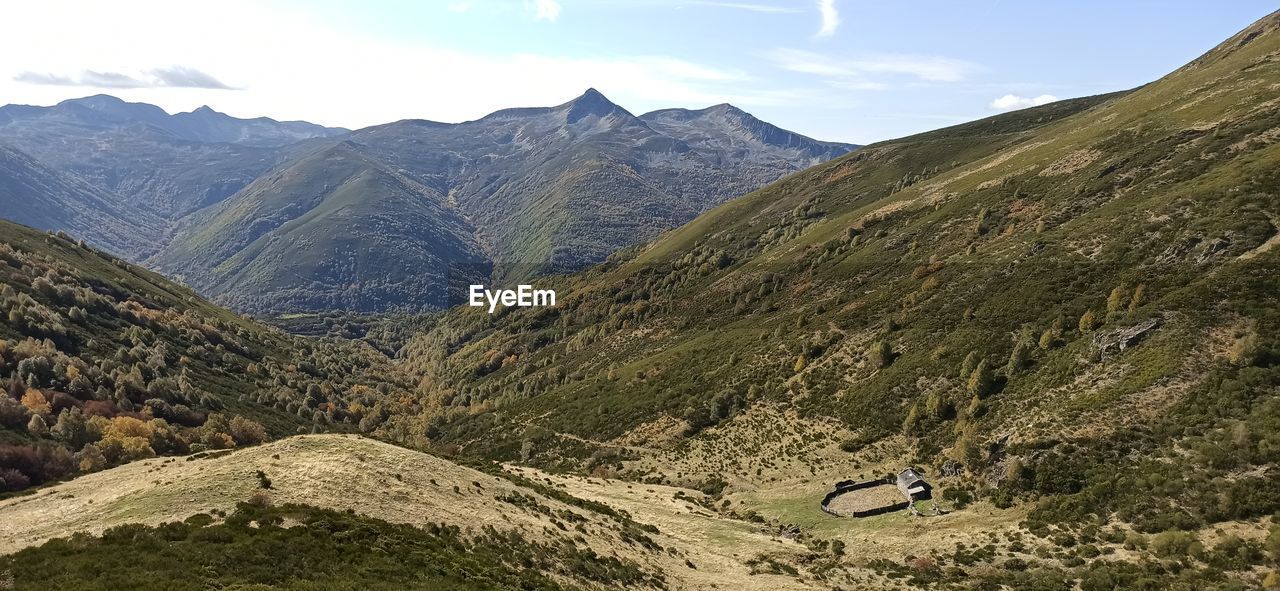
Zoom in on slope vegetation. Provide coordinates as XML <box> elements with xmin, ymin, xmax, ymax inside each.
<box><xmin>0</xmin><ymin>220</ymin><xmax>413</xmax><ymax>493</ymax></box>
<box><xmin>390</xmin><ymin>11</ymin><xmax>1280</xmax><ymax>589</ymax></box>
<box><xmin>151</xmin><ymin>143</ymin><xmax>490</xmax><ymax>312</ymax></box>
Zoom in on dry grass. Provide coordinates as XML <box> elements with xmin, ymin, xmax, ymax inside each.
<box><xmin>0</xmin><ymin>434</ymin><xmax>903</xmax><ymax>590</ymax></box>
<box><xmin>824</xmin><ymin>485</ymin><xmax>903</xmax><ymax>515</ymax></box>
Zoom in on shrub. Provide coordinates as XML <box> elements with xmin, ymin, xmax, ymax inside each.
<box><xmin>866</xmin><ymin>341</ymin><xmax>893</xmax><ymax>368</ymax></box>
<box><xmin>26</xmin><ymin>414</ymin><xmax>49</xmax><ymax>437</ymax></box>
<box><xmin>1150</xmin><ymin>530</ymin><xmax>1198</xmax><ymax>558</ymax></box>
<box><xmin>228</xmin><ymin>415</ymin><xmax>268</xmax><ymax>446</ymax></box>
<box><xmin>0</xmin><ymin>394</ymin><xmax>29</xmax><ymax>429</ymax></box>
<box><xmin>77</xmin><ymin>444</ymin><xmax>107</xmax><ymax>473</ymax></box>
<box><xmin>246</xmin><ymin>490</ymin><xmax>273</xmax><ymax>507</ymax></box>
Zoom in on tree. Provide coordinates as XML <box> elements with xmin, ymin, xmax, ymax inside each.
<box><xmin>966</xmin><ymin>395</ymin><xmax>986</xmax><ymax>418</ymax></box>
<box><xmin>1106</xmin><ymin>284</ymin><xmax>1128</xmax><ymax>318</ymax></box>
<box><xmin>793</xmin><ymin>356</ymin><xmax>807</xmax><ymax>373</ymax></box>
<box><xmin>926</xmin><ymin>391</ymin><xmax>954</xmax><ymax>420</ymax></box>
<box><xmin>27</xmin><ymin>414</ymin><xmax>49</xmax><ymax>437</ymax></box>
<box><xmin>1128</xmin><ymin>284</ymin><xmax>1146</xmax><ymax>315</ymax></box>
<box><xmin>973</xmin><ymin>207</ymin><xmax>989</xmax><ymax>235</ymax></box>
<box><xmin>1039</xmin><ymin>328</ymin><xmax>1056</xmax><ymax>350</ymax></box>
<box><xmin>865</xmin><ymin>341</ymin><xmax>893</xmax><ymax>368</ymax></box>
<box><xmin>52</xmin><ymin>408</ymin><xmax>90</xmax><ymax>448</ymax></box>
<box><xmin>902</xmin><ymin>404</ymin><xmax>921</xmax><ymax>434</ymax></box>
<box><xmin>1079</xmin><ymin>310</ymin><xmax>1097</xmax><ymax>332</ymax></box>
<box><xmin>229</xmin><ymin>415</ymin><xmax>268</xmax><ymax>446</ymax></box>
<box><xmin>20</xmin><ymin>389</ymin><xmax>51</xmax><ymax>416</ymax></box>
<box><xmin>950</xmin><ymin>426</ymin><xmax>983</xmax><ymax>467</ymax></box>
<box><xmin>959</xmin><ymin>351</ymin><xmax>979</xmax><ymax>380</ymax></box>
<box><xmin>967</xmin><ymin>360</ymin><xmax>994</xmax><ymax>398</ymax></box>
<box><xmin>1007</xmin><ymin>334</ymin><xmax>1033</xmax><ymax>375</ymax></box>
<box><xmin>77</xmin><ymin>443</ymin><xmax>107</xmax><ymax>473</ymax></box>
<box><xmin>0</xmin><ymin>394</ymin><xmax>29</xmax><ymax>429</ymax></box>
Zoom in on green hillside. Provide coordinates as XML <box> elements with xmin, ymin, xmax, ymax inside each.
<box><xmin>150</xmin><ymin>142</ymin><xmax>490</xmax><ymax>313</ymax></box>
<box><xmin>0</xmin><ymin>220</ymin><xmax>413</xmax><ymax>493</ymax></box>
<box><xmin>382</xmin><ymin>11</ymin><xmax>1280</xmax><ymax>588</ymax></box>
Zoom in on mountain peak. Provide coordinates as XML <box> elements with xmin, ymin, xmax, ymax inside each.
<box><xmin>705</xmin><ymin>103</ymin><xmax>744</xmax><ymax>114</ymax></box>
<box><xmin>564</xmin><ymin>88</ymin><xmax>628</xmax><ymax>123</ymax></box>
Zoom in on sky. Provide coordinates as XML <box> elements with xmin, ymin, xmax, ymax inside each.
<box><xmin>1</xmin><ymin>1</ymin><xmax>1276</xmax><ymax>144</ymax></box>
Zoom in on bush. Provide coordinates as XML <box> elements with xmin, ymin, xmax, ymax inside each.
<box><xmin>229</xmin><ymin>415</ymin><xmax>268</xmax><ymax>446</ymax></box>
<box><xmin>866</xmin><ymin>341</ymin><xmax>893</xmax><ymax>368</ymax></box>
<box><xmin>1150</xmin><ymin>530</ymin><xmax>1198</xmax><ymax>558</ymax></box>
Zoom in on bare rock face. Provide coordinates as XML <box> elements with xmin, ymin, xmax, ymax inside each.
<box><xmin>1092</xmin><ymin>318</ymin><xmax>1161</xmax><ymax>361</ymax></box>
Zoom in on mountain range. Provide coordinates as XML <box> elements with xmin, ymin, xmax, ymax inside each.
<box><xmin>0</xmin><ymin>91</ymin><xmax>855</xmax><ymax>313</ymax></box>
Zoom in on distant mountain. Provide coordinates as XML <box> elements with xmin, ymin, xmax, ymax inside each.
<box><xmin>0</xmin><ymin>96</ymin><xmax>334</xmax><ymax>219</ymax></box>
<box><xmin>0</xmin><ymin>143</ymin><xmax>164</xmax><ymax>256</ymax></box>
<box><xmin>149</xmin><ymin>89</ymin><xmax>857</xmax><ymax>313</ymax></box>
<box><xmin>0</xmin><ymin>95</ymin><xmax>346</xmax><ymax>148</ymax></box>
<box><xmin>639</xmin><ymin>102</ymin><xmax>851</xmax><ymax>165</ymax></box>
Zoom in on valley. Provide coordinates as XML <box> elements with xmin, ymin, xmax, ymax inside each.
<box><xmin>0</xmin><ymin>91</ymin><xmax>854</xmax><ymax>314</ymax></box>
<box><xmin>1</xmin><ymin>5</ymin><xmax>1279</xmax><ymax>590</ymax></box>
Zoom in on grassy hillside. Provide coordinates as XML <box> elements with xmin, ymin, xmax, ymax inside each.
<box><xmin>0</xmin><ymin>434</ymin><xmax>844</xmax><ymax>590</ymax></box>
<box><xmin>150</xmin><ymin>143</ymin><xmax>490</xmax><ymax>313</ymax></box>
<box><xmin>0</xmin><ymin>220</ymin><xmax>415</xmax><ymax>493</ymax></box>
<box><xmin>385</xmin><ymin>11</ymin><xmax>1280</xmax><ymax>589</ymax></box>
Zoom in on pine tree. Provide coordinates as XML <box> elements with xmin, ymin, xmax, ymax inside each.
<box><xmin>959</xmin><ymin>351</ymin><xmax>979</xmax><ymax>380</ymax></box>
<box><xmin>1128</xmin><ymin>284</ymin><xmax>1146</xmax><ymax>315</ymax></box>
<box><xmin>1039</xmin><ymin>328</ymin><xmax>1056</xmax><ymax>350</ymax></box>
<box><xmin>1106</xmin><ymin>284</ymin><xmax>1128</xmax><ymax>318</ymax></box>
<box><xmin>902</xmin><ymin>404</ymin><xmax>921</xmax><ymax>434</ymax></box>
<box><xmin>967</xmin><ymin>360</ymin><xmax>994</xmax><ymax>398</ymax></box>
<box><xmin>1079</xmin><ymin>310</ymin><xmax>1097</xmax><ymax>332</ymax></box>
<box><xmin>1007</xmin><ymin>334</ymin><xmax>1032</xmax><ymax>375</ymax></box>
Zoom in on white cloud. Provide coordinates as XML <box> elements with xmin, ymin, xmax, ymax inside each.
<box><xmin>815</xmin><ymin>0</ymin><xmax>839</xmax><ymax>38</ymax></box>
<box><xmin>533</xmin><ymin>0</ymin><xmax>561</xmax><ymax>22</ymax></box>
<box><xmin>446</xmin><ymin>2</ymin><xmax>472</xmax><ymax>13</ymax></box>
<box><xmin>989</xmin><ymin>93</ymin><xmax>1059</xmax><ymax>111</ymax></box>
<box><xmin>14</xmin><ymin>67</ymin><xmax>233</xmax><ymax>89</ymax></box>
<box><xmin>768</xmin><ymin>48</ymin><xmax>977</xmax><ymax>87</ymax></box>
